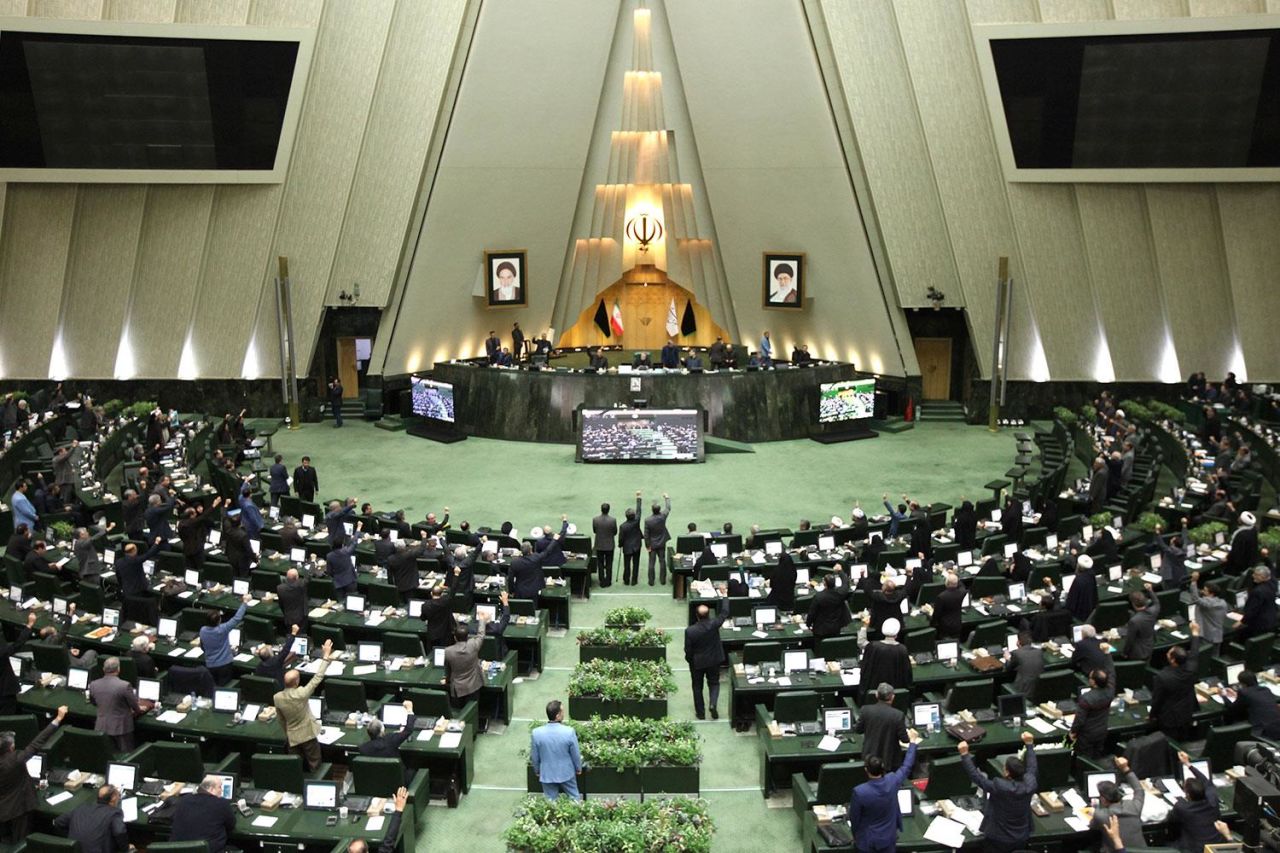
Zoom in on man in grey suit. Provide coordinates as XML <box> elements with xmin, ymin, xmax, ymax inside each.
<box><xmin>73</xmin><ymin>527</ymin><xmax>105</xmax><ymax>585</ymax></box>
<box><xmin>644</xmin><ymin>493</ymin><xmax>672</xmax><ymax>586</ymax></box>
<box><xmin>88</xmin><ymin>658</ymin><xmax>144</xmax><ymax>751</ymax></box>
<box><xmin>1005</xmin><ymin>631</ymin><xmax>1045</xmax><ymax>700</ymax></box>
<box><xmin>445</xmin><ymin>609</ymin><xmax>492</xmax><ymax>713</ymax></box>
<box><xmin>1121</xmin><ymin>586</ymin><xmax>1160</xmax><ymax>662</ymax></box>
<box><xmin>855</xmin><ymin>683</ymin><xmax>909</xmax><ymax>771</ymax></box>
<box><xmin>592</xmin><ymin>503</ymin><xmax>618</xmax><ymax>589</ymax></box>
<box><xmin>1091</xmin><ymin>756</ymin><xmax>1145</xmax><ymax>851</ymax></box>
<box><xmin>1088</xmin><ymin>457</ymin><xmax>1109</xmax><ymax>513</ymax></box>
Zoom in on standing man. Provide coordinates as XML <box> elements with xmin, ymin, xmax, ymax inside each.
<box><xmin>328</xmin><ymin>377</ymin><xmax>344</xmax><ymax>427</ymax></box>
<box><xmin>201</xmin><ymin>596</ymin><xmax>250</xmax><ymax>685</ymax></box>
<box><xmin>929</xmin><ymin>573</ymin><xmax>966</xmax><ymax>640</ymax></box>
<box><xmin>1005</xmin><ymin>631</ymin><xmax>1045</xmax><ymax>699</ymax></box>
<box><xmin>1091</xmin><ymin>756</ymin><xmax>1145</xmax><ymax>852</ymax></box>
<box><xmin>684</xmin><ymin>592</ymin><xmax>729</xmax><ymax>720</ymax></box>
<box><xmin>592</xmin><ymin>502</ymin><xmax>617</xmax><ymax>588</ymax></box>
<box><xmin>88</xmin><ymin>658</ymin><xmax>144</xmax><ymax>751</ymax></box>
<box><xmin>293</xmin><ymin>456</ymin><xmax>319</xmax><ymax>504</ymax></box>
<box><xmin>268</xmin><ymin>454</ymin><xmax>289</xmax><ymax>507</ymax></box>
<box><xmin>807</xmin><ymin>574</ymin><xmax>853</xmax><ymax>641</ymax></box>
<box><xmin>1070</xmin><ymin>669</ymin><xmax>1114</xmax><ymax>759</ymax></box>
<box><xmin>11</xmin><ymin>480</ymin><xmax>38</xmax><ymax>533</ymax></box>
<box><xmin>53</xmin><ymin>784</ymin><xmax>129</xmax><ymax>853</ymax></box>
<box><xmin>644</xmin><ymin>493</ymin><xmax>672</xmax><ymax>587</ymax></box>
<box><xmin>1188</xmin><ymin>572</ymin><xmax>1227</xmax><ymax>656</ymax></box>
<box><xmin>856</xmin><ymin>683</ymin><xmax>909</xmax><ymax>771</ymax></box>
<box><xmin>959</xmin><ymin>732</ymin><xmax>1038</xmax><ymax>853</ymax></box>
<box><xmin>1088</xmin><ymin>457</ymin><xmax>1109</xmax><ymax>513</ymax></box>
<box><xmin>759</xmin><ymin>331</ymin><xmax>773</xmax><ymax>367</ymax></box>
<box><xmin>277</xmin><ymin>568</ymin><xmax>309</xmax><ymax>633</ymax></box>
<box><xmin>1121</xmin><ymin>586</ymin><xmax>1160</xmax><ymax>661</ymax></box>
<box><xmin>847</xmin><ymin>731</ymin><xmax>920</xmax><ymax>853</ymax></box>
<box><xmin>359</xmin><ymin>700</ymin><xmax>416</xmax><ymax>784</ymax></box>
<box><xmin>660</xmin><ymin>338</ymin><xmax>680</xmax><ymax>369</ymax></box>
<box><xmin>1150</xmin><ymin>622</ymin><xmax>1201</xmax><ymax>740</ymax></box>
<box><xmin>708</xmin><ymin>337</ymin><xmax>727</xmax><ymax>370</ymax></box>
<box><xmin>0</xmin><ymin>705</ymin><xmax>68</xmax><ymax>843</ymax></box>
<box><xmin>530</xmin><ymin>700</ymin><xmax>582</xmax><ymax>801</ymax></box>
<box><xmin>618</xmin><ymin>492</ymin><xmax>644</xmax><ymax>587</ymax></box>
<box><xmin>273</xmin><ymin>638</ymin><xmax>334</xmax><ymax>771</ymax></box>
<box><xmin>444</xmin><ymin>609</ymin><xmax>492</xmax><ymax>713</ymax></box>
<box><xmin>52</xmin><ymin>440</ymin><xmax>79</xmax><ymax>504</ymax></box>
<box><xmin>1234</xmin><ymin>566</ymin><xmax>1278</xmax><ymax>640</ymax></box>
<box><xmin>326</xmin><ymin>534</ymin><xmax>361</xmax><ymax>597</ymax></box>
<box><xmin>511</xmin><ymin>322</ymin><xmax>526</xmax><ymax>362</ymax></box>
<box><xmin>484</xmin><ymin>330</ymin><xmax>501</xmax><ymax>364</ymax></box>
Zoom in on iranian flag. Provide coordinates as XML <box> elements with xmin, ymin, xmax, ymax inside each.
<box><xmin>610</xmin><ymin>299</ymin><xmax>625</xmax><ymax>336</ymax></box>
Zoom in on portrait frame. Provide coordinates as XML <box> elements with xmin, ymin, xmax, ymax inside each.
<box><xmin>763</xmin><ymin>252</ymin><xmax>805</xmax><ymax>309</ymax></box>
<box><xmin>486</xmin><ymin>250</ymin><xmax>528</xmax><ymax>307</ymax></box>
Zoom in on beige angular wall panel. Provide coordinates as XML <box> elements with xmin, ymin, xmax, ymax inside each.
<box><xmin>1217</xmin><ymin>186</ymin><xmax>1280</xmax><ymax>380</ymax></box>
<box><xmin>1074</xmin><ymin>185</ymin><xmax>1169</xmax><ymax>380</ymax></box>
<box><xmin>1037</xmin><ymin>0</ymin><xmax>1112</xmax><ymax>21</ymax></box>
<box><xmin>246</xmin><ymin>0</ymin><xmax>320</xmax><ymax>28</ymax></box>
<box><xmin>174</xmin><ymin>0</ymin><xmax>249</xmax><ymax>24</ymax></box>
<box><xmin>966</xmin><ymin>0</ymin><xmax>1040</xmax><ymax>24</ymax></box>
<box><xmin>127</xmin><ymin>186</ymin><xmax>216</xmax><ymax>377</ymax></box>
<box><xmin>1112</xmin><ymin>0</ymin><xmax>1188</xmax><ymax>18</ymax></box>
<box><xmin>0</xmin><ymin>187</ymin><xmax>76</xmax><ymax>378</ymax></box>
<box><xmin>327</xmin><ymin>0</ymin><xmax>468</xmax><ymax>309</ymax></box>
<box><xmin>1146</xmin><ymin>186</ymin><xmax>1236</xmax><ymax>378</ymax></box>
<box><xmin>27</xmin><ymin>0</ymin><xmax>102</xmax><ymax>19</ymax></box>
<box><xmin>103</xmin><ymin>0</ymin><xmax>176</xmax><ymax>22</ymax></box>
<box><xmin>821</xmin><ymin>0</ymin><xmax>959</xmax><ymax>309</ymax></box>
<box><xmin>59</xmin><ymin>186</ymin><xmax>147</xmax><ymax>378</ymax></box>
<box><xmin>1188</xmin><ymin>0</ymin><xmax>1264</xmax><ymax>14</ymax></box>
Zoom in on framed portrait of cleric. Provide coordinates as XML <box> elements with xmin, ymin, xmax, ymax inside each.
<box><xmin>763</xmin><ymin>252</ymin><xmax>804</xmax><ymax>308</ymax></box>
<box><xmin>485</xmin><ymin>250</ymin><xmax>527</xmax><ymax>307</ymax></box>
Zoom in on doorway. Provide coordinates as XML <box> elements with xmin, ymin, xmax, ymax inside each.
<box><xmin>914</xmin><ymin>337</ymin><xmax>952</xmax><ymax>401</ymax></box>
<box><xmin>335</xmin><ymin>337</ymin><xmax>367</xmax><ymax>399</ymax></box>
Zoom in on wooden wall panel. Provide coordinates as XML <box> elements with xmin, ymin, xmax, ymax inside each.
<box><xmin>0</xmin><ymin>188</ymin><xmax>76</xmax><ymax>378</ymax></box>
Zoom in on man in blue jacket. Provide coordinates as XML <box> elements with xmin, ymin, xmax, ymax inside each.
<box><xmin>268</xmin><ymin>455</ymin><xmax>290</xmax><ymax>507</ymax></box>
<box><xmin>530</xmin><ymin>699</ymin><xmax>581</xmax><ymax>800</ymax></box>
<box><xmin>960</xmin><ymin>731</ymin><xmax>1038</xmax><ymax>853</ymax></box>
<box><xmin>848</xmin><ymin>729</ymin><xmax>921</xmax><ymax>852</ymax></box>
<box><xmin>326</xmin><ymin>532</ymin><xmax>361</xmax><ymax>596</ymax></box>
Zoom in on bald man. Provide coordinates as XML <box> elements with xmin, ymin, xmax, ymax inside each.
<box><xmin>273</xmin><ymin>639</ymin><xmax>333</xmax><ymax>770</ymax></box>
<box><xmin>277</xmin><ymin>567</ymin><xmax>309</xmax><ymax>633</ymax></box>
<box><xmin>684</xmin><ymin>587</ymin><xmax>729</xmax><ymax>720</ymax></box>
<box><xmin>53</xmin><ymin>784</ymin><xmax>128</xmax><ymax>853</ymax></box>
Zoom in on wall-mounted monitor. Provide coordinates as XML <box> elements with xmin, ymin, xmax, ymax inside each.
<box><xmin>973</xmin><ymin>16</ymin><xmax>1280</xmax><ymax>182</ymax></box>
<box><xmin>818</xmin><ymin>378</ymin><xmax>876</xmax><ymax>423</ymax></box>
<box><xmin>577</xmin><ymin>407</ymin><xmax>703</xmax><ymax>463</ymax></box>
<box><xmin>410</xmin><ymin>376</ymin><xmax>455</xmax><ymax>423</ymax></box>
<box><xmin>0</xmin><ymin>18</ymin><xmax>315</xmax><ymax>183</ymax></box>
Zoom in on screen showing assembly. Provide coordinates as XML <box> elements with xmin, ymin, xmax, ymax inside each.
<box><xmin>818</xmin><ymin>378</ymin><xmax>876</xmax><ymax>423</ymax></box>
<box><xmin>577</xmin><ymin>408</ymin><xmax>703</xmax><ymax>463</ymax></box>
<box><xmin>411</xmin><ymin>376</ymin><xmax>455</xmax><ymax>423</ymax></box>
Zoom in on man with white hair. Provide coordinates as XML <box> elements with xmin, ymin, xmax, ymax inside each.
<box><xmin>859</xmin><ymin>617</ymin><xmax>911</xmax><ymax>699</ymax></box>
<box><xmin>930</xmin><ymin>573</ymin><xmax>965</xmax><ymax>640</ymax></box>
<box><xmin>387</xmin><ymin>532</ymin><xmax>431</xmax><ymax>597</ymax></box>
<box><xmin>1227</xmin><ymin>511</ymin><xmax>1259</xmax><ymax>574</ymax></box>
<box><xmin>1071</xmin><ymin>623</ymin><xmax>1116</xmax><ymax>687</ymax></box>
<box><xmin>855</xmin><ymin>682</ymin><xmax>909</xmax><ymax>770</ymax></box>
<box><xmin>170</xmin><ymin>775</ymin><xmax>236</xmax><ymax>853</ymax></box>
<box><xmin>1236</xmin><ymin>564</ymin><xmax>1278</xmax><ymax>640</ymax></box>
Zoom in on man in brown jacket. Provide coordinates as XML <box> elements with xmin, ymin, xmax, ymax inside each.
<box><xmin>273</xmin><ymin>639</ymin><xmax>334</xmax><ymax>770</ymax></box>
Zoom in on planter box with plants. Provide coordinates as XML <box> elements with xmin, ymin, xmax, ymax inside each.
<box><xmin>504</xmin><ymin>795</ymin><xmax>714</xmax><ymax>853</ymax></box>
<box><xmin>577</xmin><ymin>607</ymin><xmax>671</xmax><ymax>662</ymax></box>
<box><xmin>568</xmin><ymin>659</ymin><xmax>674</xmax><ymax>720</ymax></box>
<box><xmin>525</xmin><ymin>716</ymin><xmax>701</xmax><ymax>795</ymax></box>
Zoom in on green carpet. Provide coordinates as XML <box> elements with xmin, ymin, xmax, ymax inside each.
<box><xmin>265</xmin><ymin>419</ymin><xmax>1027</xmax><ymax>851</ymax></box>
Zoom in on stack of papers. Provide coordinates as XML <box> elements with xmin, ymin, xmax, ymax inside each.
<box><xmin>922</xmin><ymin>816</ymin><xmax>967</xmax><ymax>848</ymax></box>
<box><xmin>439</xmin><ymin>731</ymin><xmax>463</xmax><ymax>749</ymax></box>
<box><xmin>317</xmin><ymin>727</ymin><xmax>344</xmax><ymax>745</ymax></box>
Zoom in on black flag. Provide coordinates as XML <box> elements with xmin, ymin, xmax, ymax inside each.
<box><xmin>680</xmin><ymin>299</ymin><xmax>697</xmax><ymax>336</ymax></box>
<box><xmin>594</xmin><ymin>300</ymin><xmax>611</xmax><ymax>338</ymax></box>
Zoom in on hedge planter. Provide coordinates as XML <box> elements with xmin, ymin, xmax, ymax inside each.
<box><xmin>525</xmin><ymin>765</ymin><xmax>698</xmax><ymax>795</ymax></box>
<box><xmin>578</xmin><ymin>644</ymin><xmax>668</xmax><ymax>663</ymax></box>
<box><xmin>570</xmin><ymin>696</ymin><xmax>668</xmax><ymax>720</ymax></box>
<box><xmin>639</xmin><ymin>764</ymin><xmax>700</xmax><ymax>794</ymax></box>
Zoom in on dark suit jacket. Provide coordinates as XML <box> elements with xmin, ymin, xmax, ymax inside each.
<box><xmin>618</xmin><ymin>498</ymin><xmax>644</xmax><ymax>554</ymax></box>
<box><xmin>131</xmin><ymin>650</ymin><xmax>158</xmax><ymax>680</ymax></box>
<box><xmin>807</xmin><ymin>588</ymin><xmax>852</xmax><ymax>638</ymax></box>
<box><xmin>268</xmin><ymin>463</ymin><xmax>289</xmax><ymax>495</ymax></box>
<box><xmin>1168</xmin><ymin>763</ymin><xmax>1221</xmax><ymax>852</ymax></box>
<box><xmin>54</xmin><ymin>801</ymin><xmax>129</xmax><ymax>853</ymax></box>
<box><xmin>292</xmin><ymin>465</ymin><xmax>318</xmax><ymax>499</ymax></box>
<box><xmin>277</xmin><ymin>578</ymin><xmax>308</xmax><ymax>629</ymax></box>
<box><xmin>359</xmin><ymin>715</ymin><xmax>415</xmax><ymax>762</ymax></box>
<box><xmin>1122</xmin><ymin>597</ymin><xmax>1160</xmax><ymax>661</ymax></box>
<box><xmin>89</xmin><ymin>674</ymin><xmax>141</xmax><ymax>736</ymax></box>
<box><xmin>592</xmin><ymin>513</ymin><xmax>617</xmax><ymax>551</ymax></box>
<box><xmin>253</xmin><ymin>635</ymin><xmax>296</xmax><ymax>688</ymax></box>
<box><xmin>420</xmin><ymin>584</ymin><xmax>459</xmax><ymax>647</ymax></box>
<box><xmin>1227</xmin><ymin>684</ymin><xmax>1280</xmax><ymax>738</ymax></box>
<box><xmin>643</xmin><ymin>498</ymin><xmax>671</xmax><ymax>549</ymax></box>
<box><xmin>1151</xmin><ymin>637</ymin><xmax>1201</xmax><ymax>733</ymax></box>
<box><xmin>171</xmin><ymin>791</ymin><xmax>236</xmax><ymax>853</ymax></box>
<box><xmin>1008</xmin><ymin>645</ymin><xmax>1045</xmax><ymax>698</ymax></box>
<box><xmin>1241</xmin><ymin>578</ymin><xmax>1278</xmax><ymax>638</ymax></box>
<box><xmin>1070</xmin><ymin>636</ymin><xmax>1115</xmax><ymax>683</ymax></box>
<box><xmin>930</xmin><ymin>586</ymin><xmax>966</xmax><ymax>638</ymax></box>
<box><xmin>855</xmin><ymin>701</ymin><xmax>908</xmax><ymax>769</ymax></box>
<box><xmin>387</xmin><ymin>543</ymin><xmax>428</xmax><ymax>594</ymax></box>
<box><xmin>0</xmin><ymin>720</ymin><xmax>59</xmax><ymax>820</ymax></box>
<box><xmin>683</xmin><ymin>599</ymin><xmax>728</xmax><ymax>670</ymax></box>
<box><xmin>962</xmin><ymin>747</ymin><xmax>1038</xmax><ymax>845</ymax></box>
<box><xmin>1071</xmin><ymin>686</ymin><xmax>1114</xmax><ymax>744</ymax></box>
<box><xmin>224</xmin><ymin>525</ymin><xmax>252</xmax><ymax>575</ymax></box>
<box><xmin>508</xmin><ymin>541</ymin><xmax>561</xmax><ymax>600</ymax></box>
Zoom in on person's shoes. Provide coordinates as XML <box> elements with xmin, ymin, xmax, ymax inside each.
<box><xmin>695</xmin><ymin>713</ymin><xmax>705</xmax><ymax>720</ymax></box>
<box><xmin>710</xmin><ymin>708</ymin><xmax>718</xmax><ymax>720</ymax></box>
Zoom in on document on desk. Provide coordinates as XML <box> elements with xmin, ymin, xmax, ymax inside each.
<box><xmin>317</xmin><ymin>726</ymin><xmax>344</xmax><ymax>745</ymax></box>
<box><xmin>252</xmin><ymin>816</ymin><xmax>278</xmax><ymax>828</ymax></box>
<box><xmin>1064</xmin><ymin>815</ymin><xmax>1090</xmax><ymax>832</ymax></box>
<box><xmin>950</xmin><ymin>808</ymin><xmax>983</xmax><ymax>834</ymax></box>
<box><xmin>352</xmin><ymin>664</ymin><xmax>377</xmax><ymax>676</ymax></box>
<box><xmin>439</xmin><ymin>732</ymin><xmax>462</xmax><ymax>749</ymax></box>
<box><xmin>157</xmin><ymin>711</ymin><xmax>188</xmax><ymax>724</ymax></box>
<box><xmin>416</xmin><ymin>729</ymin><xmax>435</xmax><ymax>742</ymax></box>
<box><xmin>234</xmin><ymin>653</ymin><xmax>254</xmax><ymax>663</ymax></box>
<box><xmin>1062</xmin><ymin>789</ymin><xmax>1087</xmax><ymax>811</ymax></box>
<box><xmin>840</xmin><ymin>670</ymin><xmax>861</xmax><ymax>686</ymax></box>
<box><xmin>367</xmin><ymin>816</ymin><xmax>385</xmax><ymax>832</ymax></box>
<box><xmin>122</xmin><ymin>797</ymin><xmax>138</xmax><ymax>823</ymax></box>
<box><xmin>923</xmin><ymin>815</ymin><xmax>967</xmax><ymax>849</ymax></box>
<box><xmin>46</xmin><ymin>791</ymin><xmax>73</xmax><ymax>806</ymax></box>
<box><xmin>817</xmin><ymin>735</ymin><xmax>841</xmax><ymax>752</ymax></box>
<box><xmin>751</xmin><ymin>630</ymin><xmax>769</xmax><ymax>639</ymax></box>
<box><xmin>367</xmin><ymin>613</ymin><xmax>386</xmax><ymax>627</ymax></box>
<box><xmin>1025</xmin><ymin>716</ymin><xmax>1057</xmax><ymax>734</ymax></box>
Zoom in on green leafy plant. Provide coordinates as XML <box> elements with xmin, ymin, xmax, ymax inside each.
<box><xmin>1132</xmin><ymin>512</ymin><xmax>1165</xmax><ymax>534</ymax></box>
<box><xmin>1079</xmin><ymin>403</ymin><xmax>1097</xmax><ymax>423</ymax></box>
<box><xmin>1118</xmin><ymin>400</ymin><xmax>1154</xmax><ymax>422</ymax></box>
<box><xmin>568</xmin><ymin>659</ymin><xmax>676</xmax><ymax>701</ymax></box>
<box><xmin>1</xmin><ymin>390</ymin><xmax>28</xmax><ymax>401</ymax></box>
<box><xmin>48</xmin><ymin>521</ymin><xmax>75</xmax><ymax>542</ymax></box>
<box><xmin>1147</xmin><ymin>400</ymin><xmax>1186</xmax><ymax>424</ymax></box>
<box><xmin>101</xmin><ymin>399</ymin><xmax>126</xmax><ymax>417</ymax></box>
<box><xmin>504</xmin><ymin>796</ymin><xmax>714</xmax><ymax>853</ymax></box>
<box><xmin>1053</xmin><ymin>406</ymin><xmax>1078</xmax><ymax>427</ymax></box>
<box><xmin>530</xmin><ymin>716</ymin><xmax>700</xmax><ymax>769</ymax></box>
<box><xmin>1187</xmin><ymin>521</ymin><xmax>1229</xmax><ymax>546</ymax></box>
<box><xmin>1259</xmin><ymin>529</ymin><xmax>1280</xmax><ymax>554</ymax></box>
<box><xmin>122</xmin><ymin>400</ymin><xmax>158</xmax><ymax>420</ymax></box>
<box><xmin>1089</xmin><ymin>511</ymin><xmax>1113</xmax><ymax>529</ymax></box>
<box><xmin>602</xmin><ymin>607</ymin><xmax>651</xmax><ymax>628</ymax></box>
<box><xmin>576</xmin><ymin>626</ymin><xmax>670</xmax><ymax>647</ymax></box>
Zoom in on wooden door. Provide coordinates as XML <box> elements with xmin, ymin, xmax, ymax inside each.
<box><xmin>620</xmin><ymin>283</ymin><xmax>680</xmax><ymax>352</ymax></box>
<box><xmin>336</xmin><ymin>337</ymin><xmax>359</xmax><ymax>399</ymax></box>
<box><xmin>914</xmin><ymin>337</ymin><xmax>952</xmax><ymax>400</ymax></box>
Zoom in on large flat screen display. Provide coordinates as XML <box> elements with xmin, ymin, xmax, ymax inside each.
<box><xmin>411</xmin><ymin>377</ymin><xmax>455</xmax><ymax>424</ymax></box>
<box><xmin>819</xmin><ymin>379</ymin><xmax>875</xmax><ymax>423</ymax></box>
<box><xmin>578</xmin><ymin>408</ymin><xmax>703</xmax><ymax>463</ymax></box>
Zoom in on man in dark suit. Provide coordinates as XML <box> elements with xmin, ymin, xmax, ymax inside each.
<box><xmin>508</xmin><ymin>535</ymin><xmax>562</xmax><ymax>600</ymax></box>
<box><xmin>0</xmin><ymin>705</ymin><xmax>68</xmax><ymax>843</ymax></box>
<box><xmin>113</xmin><ymin>537</ymin><xmax>166</xmax><ymax>600</ymax></box>
<box><xmin>511</xmin><ymin>323</ymin><xmax>525</xmax><ymax>361</ymax></box>
<box><xmin>848</xmin><ymin>734</ymin><xmax>920</xmax><ymax>853</ymax></box>
<box><xmin>292</xmin><ymin>457</ymin><xmax>318</xmax><ymax>503</ymax></box>
<box><xmin>660</xmin><ymin>338</ymin><xmax>680</xmax><ymax>369</ymax></box>
<box><xmin>328</xmin><ymin>378</ymin><xmax>345</xmax><ymax>428</ymax></box>
<box><xmin>644</xmin><ymin>494</ymin><xmax>672</xmax><ymax>586</ymax></box>
<box><xmin>807</xmin><ymin>573</ymin><xmax>852</xmax><ymax>640</ymax></box>
<box><xmin>1005</xmin><ymin>631</ymin><xmax>1044</xmax><ymax>699</ymax></box>
<box><xmin>420</xmin><ymin>569</ymin><xmax>462</xmax><ymax>649</ymax></box>
<box><xmin>1121</xmin><ymin>586</ymin><xmax>1160</xmax><ymax>661</ymax></box>
<box><xmin>372</xmin><ymin>529</ymin><xmax>397</xmax><ymax>566</ymax></box>
<box><xmin>170</xmin><ymin>775</ymin><xmax>236</xmax><ymax>853</ymax></box>
<box><xmin>223</xmin><ymin>513</ymin><xmax>253</xmax><ymax>578</ymax></box>
<box><xmin>1235</xmin><ymin>565</ymin><xmax>1278</xmax><ymax>640</ymax></box>
<box><xmin>484</xmin><ymin>330</ymin><xmax>501</xmax><ymax>364</ymax></box>
<box><xmin>1070</xmin><ymin>669</ymin><xmax>1114</xmax><ymax>759</ymax></box>
<box><xmin>53</xmin><ymin>784</ymin><xmax>129</xmax><ymax>853</ymax></box>
<box><xmin>618</xmin><ymin>494</ymin><xmax>643</xmax><ymax>586</ymax></box>
<box><xmin>929</xmin><ymin>573</ymin><xmax>966</xmax><ymax>640</ymax></box>
<box><xmin>268</xmin><ymin>454</ymin><xmax>289</xmax><ymax>507</ymax></box>
<box><xmin>960</xmin><ymin>732</ymin><xmax>1038</xmax><ymax>853</ymax></box>
<box><xmin>683</xmin><ymin>593</ymin><xmax>728</xmax><ymax>720</ymax></box>
<box><xmin>277</xmin><ymin>568</ymin><xmax>309</xmax><ymax>632</ymax></box>
<box><xmin>1226</xmin><ymin>512</ymin><xmax>1259</xmax><ymax>575</ymax></box>
<box><xmin>592</xmin><ymin>502</ymin><xmax>617</xmax><ymax>588</ymax></box>
<box><xmin>1224</xmin><ymin>670</ymin><xmax>1280</xmax><ymax>738</ymax></box>
<box><xmin>1088</xmin><ymin>457</ymin><xmax>1109</xmax><ymax>513</ymax></box>
<box><xmin>445</xmin><ymin>544</ymin><xmax>480</xmax><ymax>606</ymax></box>
<box><xmin>1168</xmin><ymin>750</ymin><xmax>1225</xmax><ymax>853</ymax></box>
<box><xmin>254</xmin><ymin>626</ymin><xmax>299</xmax><ymax>688</ymax></box>
<box><xmin>360</xmin><ymin>700</ymin><xmax>417</xmax><ymax>783</ymax></box>
<box><xmin>325</xmin><ymin>499</ymin><xmax>357</xmax><ymax>548</ymax></box>
<box><xmin>89</xmin><ymin>657</ymin><xmax>144</xmax><ymax>751</ymax></box>
<box><xmin>856</xmin><ymin>682</ymin><xmax>909</xmax><ymax>770</ymax></box>
<box><xmin>1150</xmin><ymin>623</ymin><xmax>1201</xmax><ymax>740</ymax></box>
<box><xmin>387</xmin><ymin>535</ymin><xmax>430</xmax><ymax>597</ymax></box>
